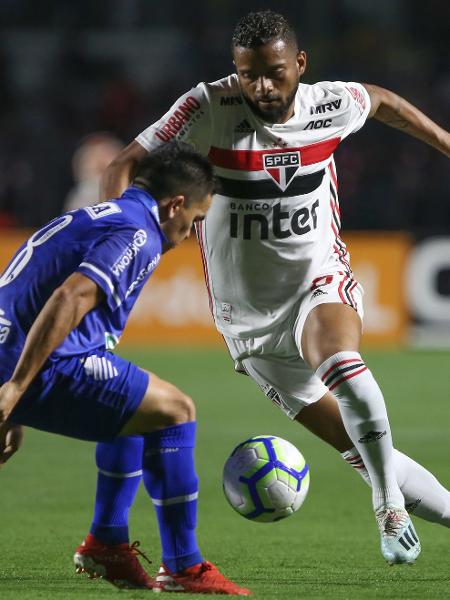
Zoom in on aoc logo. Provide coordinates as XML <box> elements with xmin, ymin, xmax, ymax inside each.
<box><xmin>263</xmin><ymin>151</ymin><xmax>301</xmax><ymax>192</ymax></box>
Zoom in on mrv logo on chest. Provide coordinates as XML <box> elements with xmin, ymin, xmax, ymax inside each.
<box><xmin>263</xmin><ymin>151</ymin><xmax>301</xmax><ymax>192</ymax></box>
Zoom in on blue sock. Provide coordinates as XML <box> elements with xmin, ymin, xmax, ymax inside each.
<box><xmin>90</xmin><ymin>436</ymin><xmax>144</xmax><ymax>545</ymax></box>
<box><xmin>143</xmin><ymin>422</ymin><xmax>203</xmax><ymax>572</ymax></box>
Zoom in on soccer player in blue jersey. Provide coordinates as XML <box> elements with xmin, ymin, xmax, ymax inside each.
<box><xmin>0</xmin><ymin>141</ymin><xmax>250</xmax><ymax>595</ymax></box>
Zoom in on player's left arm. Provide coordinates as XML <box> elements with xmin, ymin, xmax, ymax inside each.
<box><xmin>0</xmin><ymin>273</ymin><xmax>104</xmax><ymax>431</ymax></box>
<box><xmin>363</xmin><ymin>84</ymin><xmax>450</xmax><ymax>158</ymax></box>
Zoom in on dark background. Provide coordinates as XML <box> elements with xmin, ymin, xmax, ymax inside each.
<box><xmin>0</xmin><ymin>0</ymin><xmax>448</xmax><ymax>229</ymax></box>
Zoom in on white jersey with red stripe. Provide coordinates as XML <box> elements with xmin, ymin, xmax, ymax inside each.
<box><xmin>136</xmin><ymin>74</ymin><xmax>371</xmax><ymax>338</ymax></box>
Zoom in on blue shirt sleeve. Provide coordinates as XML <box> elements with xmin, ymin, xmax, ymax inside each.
<box><xmin>76</xmin><ymin>225</ymin><xmax>159</xmax><ymax>311</ymax></box>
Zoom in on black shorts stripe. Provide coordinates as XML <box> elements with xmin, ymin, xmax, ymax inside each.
<box><xmin>332</xmin><ymin>207</ymin><xmax>340</xmax><ymax>230</ymax></box>
<box><xmin>334</xmin><ymin>233</ymin><xmax>348</xmax><ymax>263</ymax></box>
<box><xmin>344</xmin><ymin>278</ymin><xmax>356</xmax><ymax>309</ymax></box>
<box><xmin>216</xmin><ymin>169</ymin><xmax>325</xmax><ymax>200</ymax></box>
<box><xmin>330</xmin><ymin>183</ymin><xmax>337</xmax><ymax>201</ymax></box>
<box><xmin>324</xmin><ymin>362</ymin><xmax>365</xmax><ymax>387</ymax></box>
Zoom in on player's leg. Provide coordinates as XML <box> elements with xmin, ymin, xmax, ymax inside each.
<box><xmin>78</xmin><ymin>372</ymin><xmax>197</xmax><ymax>556</ymax></box>
<box><xmin>72</xmin><ymin>368</ymin><xmax>248</xmax><ymax>593</ymax></box>
<box><xmin>74</xmin><ymin>436</ymin><xmax>148</xmax><ymax>587</ymax></box>
<box><xmin>228</xmin><ymin>325</ymin><xmax>450</xmax><ymax>536</ymax></box>
<box><xmin>238</xmin><ymin>325</ymin><xmax>407</xmax><ymax>517</ymax></box>
<box><xmin>301</xmin><ymin>302</ymin><xmax>402</xmax><ymax>509</ymax></box>
<box><xmin>122</xmin><ymin>371</ymin><xmax>203</xmax><ymax>574</ymax></box>
<box><xmin>342</xmin><ymin>446</ymin><xmax>450</xmax><ymax>527</ymax></box>
<box><xmin>11</xmin><ymin>350</ymin><xmax>248</xmax><ymax>594</ymax></box>
<box><xmin>296</xmin><ymin>393</ymin><xmax>450</xmax><ymax>527</ymax></box>
<box><xmin>293</xmin><ymin>389</ymin><xmax>353</xmax><ymax>452</ymax></box>
<box><xmin>118</xmin><ymin>370</ymin><xmax>250</xmax><ymax>595</ymax></box>
<box><xmin>72</xmin><ymin>366</ymin><xmax>197</xmax><ymax>590</ymax></box>
<box><xmin>88</xmin><ymin>437</ymin><xmax>144</xmax><ymax>545</ymax></box>
<box><xmin>301</xmin><ymin>301</ymin><xmax>420</xmax><ymax>564</ymax></box>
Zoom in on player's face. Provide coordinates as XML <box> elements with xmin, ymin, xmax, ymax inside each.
<box><xmin>163</xmin><ymin>193</ymin><xmax>213</xmax><ymax>248</ymax></box>
<box><xmin>233</xmin><ymin>40</ymin><xmax>306</xmax><ymax>124</ymax></box>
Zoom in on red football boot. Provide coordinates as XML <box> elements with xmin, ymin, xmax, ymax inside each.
<box><xmin>154</xmin><ymin>561</ymin><xmax>251</xmax><ymax>595</ymax></box>
<box><xmin>73</xmin><ymin>534</ymin><xmax>154</xmax><ymax>589</ymax></box>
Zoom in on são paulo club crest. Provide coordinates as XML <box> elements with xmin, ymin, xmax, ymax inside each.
<box><xmin>263</xmin><ymin>151</ymin><xmax>301</xmax><ymax>192</ymax></box>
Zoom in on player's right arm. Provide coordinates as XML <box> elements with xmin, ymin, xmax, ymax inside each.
<box><xmin>100</xmin><ymin>84</ymin><xmax>212</xmax><ymax>202</ymax></box>
<box><xmin>0</xmin><ymin>273</ymin><xmax>104</xmax><ymax>429</ymax></box>
<box><xmin>100</xmin><ymin>141</ymin><xmax>148</xmax><ymax>202</ymax></box>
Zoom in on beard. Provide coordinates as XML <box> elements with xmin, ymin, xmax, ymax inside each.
<box><xmin>242</xmin><ymin>79</ymin><xmax>299</xmax><ymax>123</ymax></box>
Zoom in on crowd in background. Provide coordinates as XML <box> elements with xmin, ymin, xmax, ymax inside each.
<box><xmin>0</xmin><ymin>0</ymin><xmax>448</xmax><ymax>230</ymax></box>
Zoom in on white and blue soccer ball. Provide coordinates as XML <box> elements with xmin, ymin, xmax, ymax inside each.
<box><xmin>223</xmin><ymin>435</ymin><xmax>310</xmax><ymax>523</ymax></box>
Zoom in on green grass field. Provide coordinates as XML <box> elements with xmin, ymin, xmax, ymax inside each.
<box><xmin>1</xmin><ymin>349</ymin><xmax>449</xmax><ymax>599</ymax></box>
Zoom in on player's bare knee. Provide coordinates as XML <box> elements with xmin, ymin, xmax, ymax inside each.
<box><xmin>160</xmin><ymin>389</ymin><xmax>195</xmax><ymax>425</ymax></box>
<box><xmin>175</xmin><ymin>391</ymin><xmax>196</xmax><ymax>423</ymax></box>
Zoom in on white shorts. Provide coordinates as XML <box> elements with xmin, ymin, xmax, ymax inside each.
<box><xmin>224</xmin><ymin>271</ymin><xmax>364</xmax><ymax>419</ymax></box>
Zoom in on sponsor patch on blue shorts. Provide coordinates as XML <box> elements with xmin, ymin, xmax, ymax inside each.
<box><xmin>6</xmin><ymin>351</ymin><xmax>149</xmax><ymax>442</ymax></box>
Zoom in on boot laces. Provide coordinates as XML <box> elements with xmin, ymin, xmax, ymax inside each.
<box><xmin>377</xmin><ymin>507</ymin><xmax>409</xmax><ymax>537</ymax></box>
<box><xmin>128</xmin><ymin>541</ymin><xmax>152</xmax><ymax>566</ymax></box>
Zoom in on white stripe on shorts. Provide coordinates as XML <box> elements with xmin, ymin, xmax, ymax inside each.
<box><xmin>84</xmin><ymin>355</ymin><xmax>118</xmax><ymax>380</ymax></box>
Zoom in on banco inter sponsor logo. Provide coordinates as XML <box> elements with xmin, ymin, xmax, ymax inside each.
<box><xmin>125</xmin><ymin>253</ymin><xmax>161</xmax><ymax>298</ymax></box>
<box><xmin>263</xmin><ymin>151</ymin><xmax>301</xmax><ymax>192</ymax></box>
<box><xmin>230</xmin><ymin>199</ymin><xmax>319</xmax><ymax>240</ymax></box>
<box><xmin>111</xmin><ymin>229</ymin><xmax>148</xmax><ymax>277</ymax></box>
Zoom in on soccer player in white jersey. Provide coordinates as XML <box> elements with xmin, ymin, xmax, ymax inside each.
<box><xmin>66</xmin><ymin>10</ymin><xmax>450</xmax><ymax>580</ymax></box>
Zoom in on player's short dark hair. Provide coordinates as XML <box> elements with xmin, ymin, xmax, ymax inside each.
<box><xmin>133</xmin><ymin>141</ymin><xmax>215</xmax><ymax>205</ymax></box>
<box><xmin>231</xmin><ymin>10</ymin><xmax>298</xmax><ymax>51</ymax></box>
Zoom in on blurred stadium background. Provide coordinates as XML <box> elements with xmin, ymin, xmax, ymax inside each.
<box><xmin>1</xmin><ymin>0</ymin><xmax>449</xmax><ymax>349</ymax></box>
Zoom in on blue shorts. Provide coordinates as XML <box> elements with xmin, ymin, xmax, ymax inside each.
<box><xmin>5</xmin><ymin>351</ymin><xmax>149</xmax><ymax>442</ymax></box>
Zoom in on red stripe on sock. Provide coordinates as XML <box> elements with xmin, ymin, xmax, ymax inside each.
<box><xmin>329</xmin><ymin>366</ymin><xmax>368</xmax><ymax>391</ymax></box>
<box><xmin>321</xmin><ymin>358</ymin><xmax>361</xmax><ymax>382</ymax></box>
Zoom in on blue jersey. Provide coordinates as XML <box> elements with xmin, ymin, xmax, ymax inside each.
<box><xmin>0</xmin><ymin>186</ymin><xmax>165</xmax><ymax>374</ymax></box>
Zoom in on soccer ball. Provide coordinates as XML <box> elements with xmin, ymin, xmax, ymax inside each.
<box><xmin>223</xmin><ymin>435</ymin><xmax>310</xmax><ymax>523</ymax></box>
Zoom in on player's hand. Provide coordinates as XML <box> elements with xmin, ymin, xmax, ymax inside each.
<box><xmin>0</xmin><ymin>423</ymin><xmax>24</xmax><ymax>467</ymax></box>
<box><xmin>0</xmin><ymin>380</ymin><xmax>23</xmax><ymax>426</ymax></box>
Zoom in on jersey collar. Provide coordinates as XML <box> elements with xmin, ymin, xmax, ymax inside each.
<box><xmin>120</xmin><ymin>186</ymin><xmax>168</xmax><ymax>241</ymax></box>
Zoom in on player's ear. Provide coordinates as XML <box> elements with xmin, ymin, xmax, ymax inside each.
<box><xmin>166</xmin><ymin>195</ymin><xmax>186</xmax><ymax>219</ymax></box>
<box><xmin>296</xmin><ymin>50</ymin><xmax>307</xmax><ymax>76</ymax></box>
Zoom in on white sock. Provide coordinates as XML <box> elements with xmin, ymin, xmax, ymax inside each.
<box><xmin>317</xmin><ymin>351</ymin><xmax>404</xmax><ymax>511</ymax></box>
<box><xmin>343</xmin><ymin>446</ymin><xmax>450</xmax><ymax>528</ymax></box>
